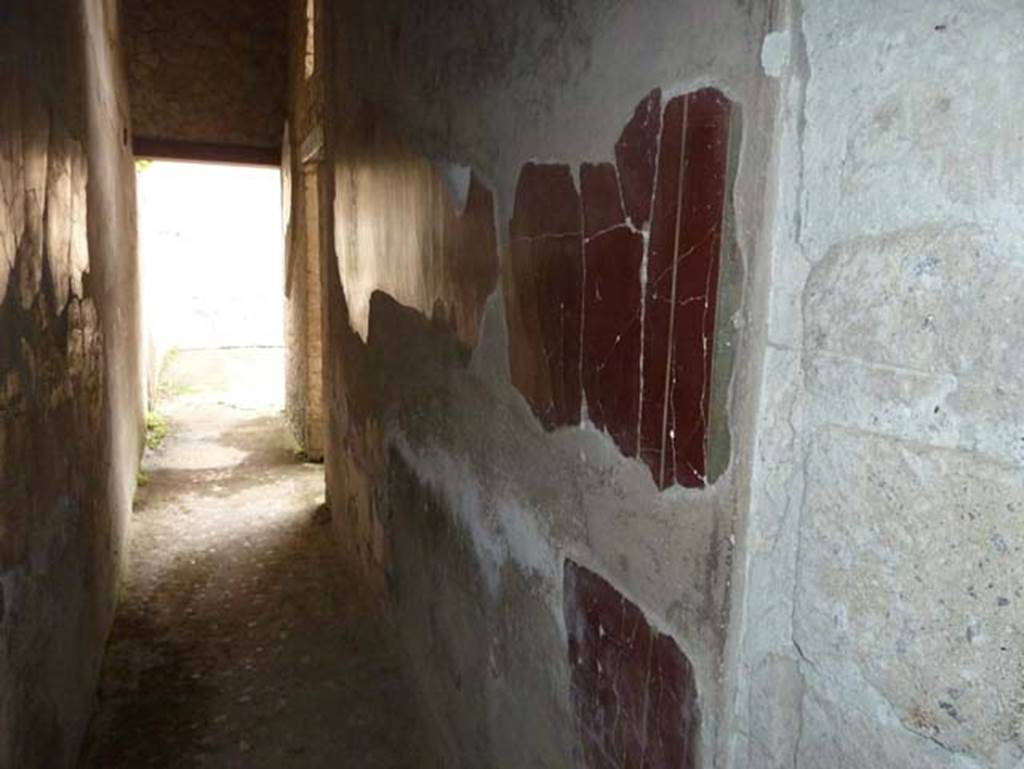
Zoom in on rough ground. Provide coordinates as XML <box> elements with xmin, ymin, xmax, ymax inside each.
<box><xmin>80</xmin><ymin>348</ymin><xmax>428</xmax><ymax>768</ymax></box>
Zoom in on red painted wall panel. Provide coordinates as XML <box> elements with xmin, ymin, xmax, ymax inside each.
<box><xmin>505</xmin><ymin>88</ymin><xmax>732</xmax><ymax>490</ymax></box>
<box><xmin>507</xmin><ymin>164</ymin><xmax>583</xmax><ymax>429</ymax></box>
<box><xmin>615</xmin><ymin>89</ymin><xmax>662</xmax><ymax>230</ymax></box>
<box><xmin>581</xmin><ymin>163</ymin><xmax>643</xmax><ymax>457</ymax></box>
<box><xmin>666</xmin><ymin>89</ymin><xmax>731</xmax><ymax>488</ymax></box>
<box><xmin>565</xmin><ymin>560</ymin><xmax>699</xmax><ymax>769</ymax></box>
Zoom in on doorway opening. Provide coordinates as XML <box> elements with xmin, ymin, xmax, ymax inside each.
<box><xmin>137</xmin><ymin>159</ymin><xmax>285</xmax><ymax>411</ymax></box>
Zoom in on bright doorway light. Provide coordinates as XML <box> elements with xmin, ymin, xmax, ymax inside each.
<box><xmin>137</xmin><ymin>160</ymin><xmax>284</xmax><ymax>401</ymax></box>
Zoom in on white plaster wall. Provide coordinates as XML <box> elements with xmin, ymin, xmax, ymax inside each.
<box><xmin>732</xmin><ymin>1</ymin><xmax>1024</xmax><ymax>767</ymax></box>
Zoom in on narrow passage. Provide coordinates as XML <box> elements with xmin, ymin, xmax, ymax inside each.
<box><xmin>80</xmin><ymin>348</ymin><xmax>426</xmax><ymax>768</ymax></box>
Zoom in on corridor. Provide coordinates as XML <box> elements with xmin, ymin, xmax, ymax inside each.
<box><xmin>79</xmin><ymin>349</ymin><xmax>428</xmax><ymax>768</ymax></box>
<box><xmin>5</xmin><ymin>1</ymin><xmax>1023</xmax><ymax>766</ymax></box>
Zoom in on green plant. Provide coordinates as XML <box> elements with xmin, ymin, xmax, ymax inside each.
<box><xmin>145</xmin><ymin>411</ymin><xmax>168</xmax><ymax>450</ymax></box>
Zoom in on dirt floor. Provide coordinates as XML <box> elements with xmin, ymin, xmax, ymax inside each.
<box><xmin>79</xmin><ymin>348</ymin><xmax>429</xmax><ymax>768</ymax></box>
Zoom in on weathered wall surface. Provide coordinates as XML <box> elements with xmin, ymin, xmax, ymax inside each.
<box><xmin>284</xmin><ymin>0</ymin><xmax>326</xmax><ymax>458</ymax></box>
<box><xmin>322</xmin><ymin>0</ymin><xmax>782</xmax><ymax>766</ymax></box>
<box><xmin>122</xmin><ymin>0</ymin><xmax>287</xmax><ymax>152</ymax></box>
<box><xmin>0</xmin><ymin>0</ymin><xmax>142</xmax><ymax>766</ymax></box>
<box><xmin>730</xmin><ymin>2</ymin><xmax>1024</xmax><ymax>768</ymax></box>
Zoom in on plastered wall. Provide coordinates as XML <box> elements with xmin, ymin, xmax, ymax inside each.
<box><xmin>0</xmin><ymin>0</ymin><xmax>142</xmax><ymax>765</ymax></box>
<box><xmin>317</xmin><ymin>0</ymin><xmax>1024</xmax><ymax>765</ymax></box>
<box><xmin>320</xmin><ymin>0</ymin><xmax>782</xmax><ymax>765</ymax></box>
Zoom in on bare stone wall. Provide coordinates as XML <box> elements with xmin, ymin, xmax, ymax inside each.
<box><xmin>731</xmin><ymin>3</ymin><xmax>1024</xmax><ymax>767</ymax></box>
<box><xmin>0</xmin><ymin>0</ymin><xmax>142</xmax><ymax>765</ymax></box>
<box><xmin>122</xmin><ymin>0</ymin><xmax>287</xmax><ymax>151</ymax></box>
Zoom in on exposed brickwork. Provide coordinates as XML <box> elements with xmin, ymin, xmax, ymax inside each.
<box><xmin>122</xmin><ymin>0</ymin><xmax>287</xmax><ymax>151</ymax></box>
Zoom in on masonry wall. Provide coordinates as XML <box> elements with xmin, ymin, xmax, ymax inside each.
<box><xmin>321</xmin><ymin>1</ymin><xmax>782</xmax><ymax>766</ymax></box>
<box><xmin>0</xmin><ymin>0</ymin><xmax>142</xmax><ymax>766</ymax></box>
<box><xmin>122</xmin><ymin>0</ymin><xmax>287</xmax><ymax>154</ymax></box>
<box><xmin>284</xmin><ymin>0</ymin><xmax>326</xmax><ymax>459</ymax></box>
<box><xmin>730</xmin><ymin>2</ymin><xmax>1024</xmax><ymax>767</ymax></box>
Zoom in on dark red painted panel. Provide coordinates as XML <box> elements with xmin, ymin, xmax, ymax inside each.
<box><xmin>640</xmin><ymin>89</ymin><xmax>731</xmax><ymax>489</ymax></box>
<box><xmin>580</xmin><ymin>163</ymin><xmax>625</xmax><ymax>238</ymax></box>
<box><xmin>565</xmin><ymin>560</ymin><xmax>699</xmax><ymax>769</ymax></box>
<box><xmin>510</xmin><ymin>163</ymin><xmax>582</xmax><ymax>239</ymax></box>
<box><xmin>615</xmin><ymin>88</ymin><xmax>662</xmax><ymax>229</ymax></box>
<box><xmin>442</xmin><ymin>173</ymin><xmax>500</xmax><ymax>340</ymax></box>
<box><xmin>668</xmin><ymin>89</ymin><xmax>731</xmax><ymax>488</ymax></box>
<box><xmin>507</xmin><ymin>164</ymin><xmax>583</xmax><ymax>429</ymax></box>
<box><xmin>580</xmin><ymin>162</ymin><xmax>641</xmax><ymax>456</ymax></box>
<box><xmin>504</xmin><ymin>90</ymin><xmax>732</xmax><ymax>489</ymax></box>
<box><xmin>581</xmin><ymin>227</ymin><xmax>643</xmax><ymax>456</ymax></box>
<box><xmin>640</xmin><ymin>94</ymin><xmax>687</xmax><ymax>488</ymax></box>
<box><xmin>535</xmin><ymin>233</ymin><xmax>583</xmax><ymax>428</ymax></box>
